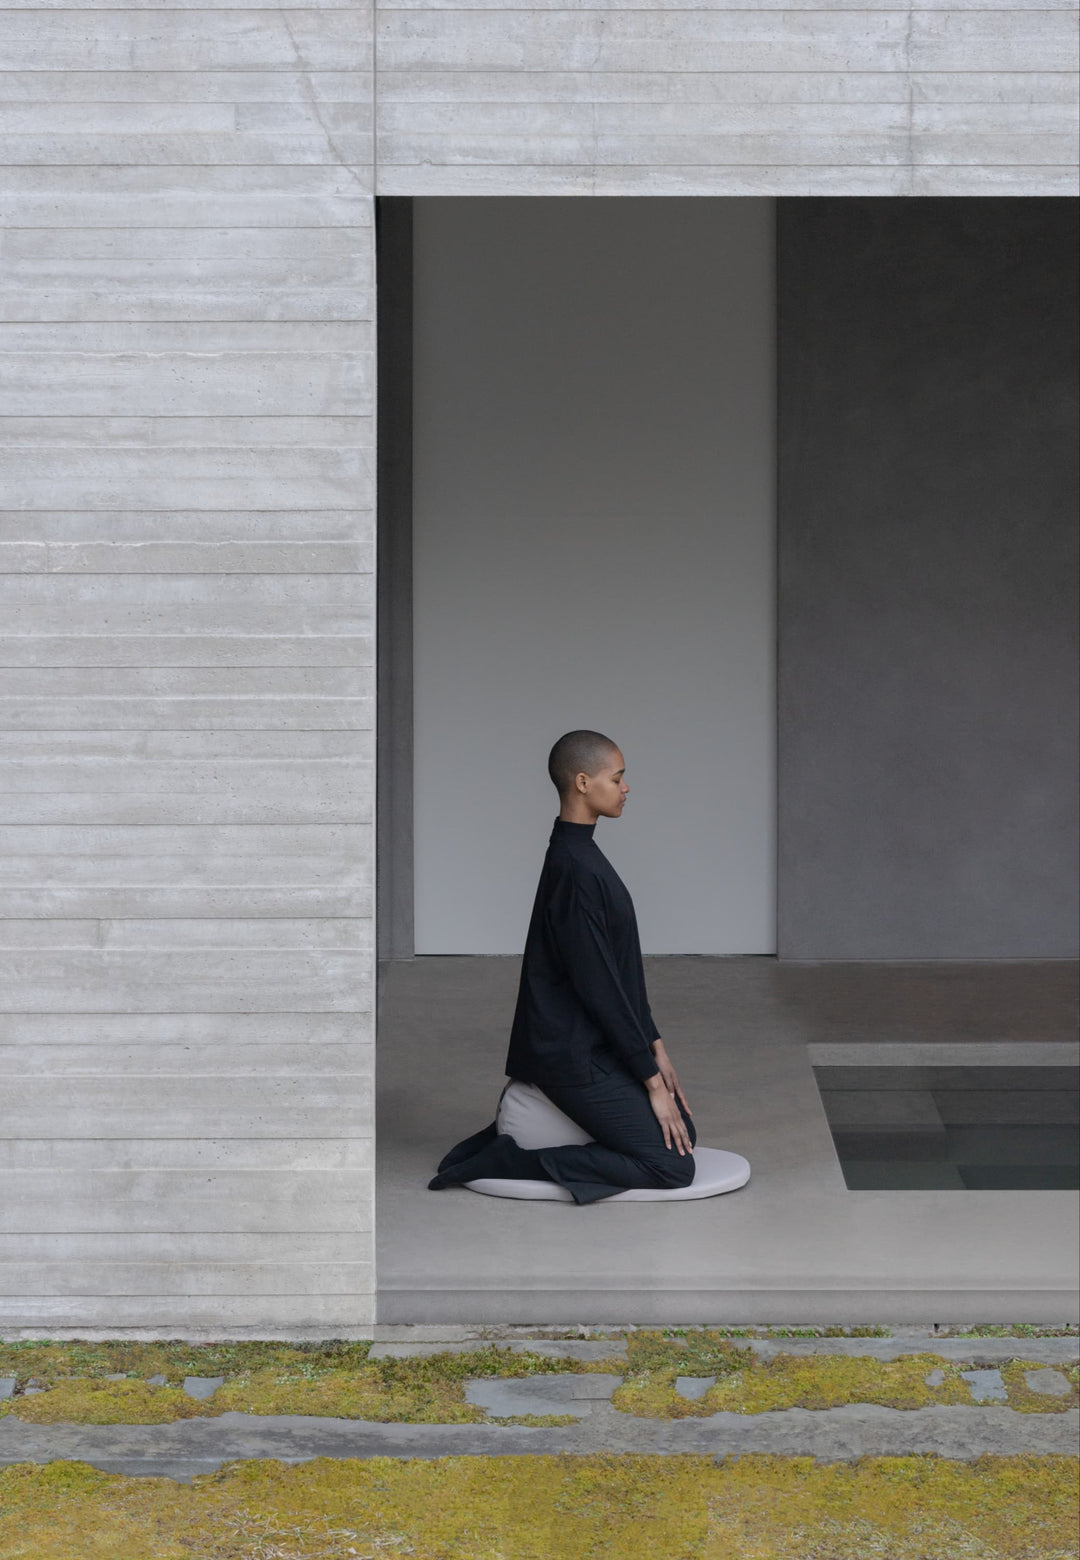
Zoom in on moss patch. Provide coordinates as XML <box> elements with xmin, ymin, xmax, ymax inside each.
<box><xmin>1001</xmin><ymin>1359</ymin><xmax>1080</xmax><ymax>1415</ymax></box>
<box><xmin>0</xmin><ymin>1339</ymin><xmax>375</xmax><ymax>1392</ymax></box>
<box><xmin>0</xmin><ymin>1345</ymin><xmax>609</xmax><ymax>1427</ymax></box>
<box><xmin>1</xmin><ymin>1378</ymin><xmax>209</xmax><ymax>1427</ymax></box>
<box><xmin>3</xmin><ymin>1335</ymin><xmax>1077</xmax><ymax>1427</ymax></box>
<box><xmin>954</xmin><ymin>1325</ymin><xmax>1079</xmax><ymax>1339</ymax></box>
<box><xmin>0</xmin><ymin>1453</ymin><xmax>1077</xmax><ymax>1559</ymax></box>
<box><xmin>611</xmin><ymin>1331</ymin><xmax>1080</xmax><ymax>1418</ymax></box>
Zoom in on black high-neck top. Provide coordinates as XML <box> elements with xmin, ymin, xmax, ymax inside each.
<box><xmin>504</xmin><ymin>816</ymin><xmax>661</xmax><ymax>1088</ymax></box>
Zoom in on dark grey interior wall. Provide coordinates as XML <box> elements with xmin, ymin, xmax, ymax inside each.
<box><xmin>375</xmin><ymin>197</ymin><xmax>414</xmax><ymax>960</ymax></box>
<box><xmin>778</xmin><ymin>198</ymin><xmax>1079</xmax><ymax>959</ymax></box>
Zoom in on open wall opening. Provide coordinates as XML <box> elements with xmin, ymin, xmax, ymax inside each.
<box><xmin>373</xmin><ymin>195</ymin><xmax>1077</xmax><ymax>1325</ymax></box>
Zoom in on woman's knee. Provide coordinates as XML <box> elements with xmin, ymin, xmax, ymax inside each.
<box><xmin>652</xmin><ymin>1149</ymin><xmax>695</xmax><ymax>1190</ymax></box>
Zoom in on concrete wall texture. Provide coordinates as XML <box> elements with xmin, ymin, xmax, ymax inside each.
<box><xmin>778</xmin><ymin>197</ymin><xmax>1079</xmax><ymax>960</ymax></box>
<box><xmin>0</xmin><ymin>0</ymin><xmax>1076</xmax><ymax>1328</ymax></box>
<box><xmin>374</xmin><ymin>4</ymin><xmax>1079</xmax><ymax>198</ymax></box>
<box><xmin>0</xmin><ymin>4</ymin><xmax>377</xmax><ymax>1331</ymax></box>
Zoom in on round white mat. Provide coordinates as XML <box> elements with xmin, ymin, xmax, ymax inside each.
<box><xmin>464</xmin><ymin>1144</ymin><xmax>751</xmax><ymax>1202</ymax></box>
<box><xmin>463</xmin><ymin>1079</ymin><xmax>751</xmax><ymax>1201</ymax></box>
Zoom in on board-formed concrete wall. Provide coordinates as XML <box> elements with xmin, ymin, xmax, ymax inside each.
<box><xmin>0</xmin><ymin>6</ymin><xmax>377</xmax><ymax>1331</ymax></box>
<box><xmin>1</xmin><ymin>0</ymin><xmax>1076</xmax><ymax>1331</ymax></box>
<box><xmin>375</xmin><ymin>1</ymin><xmax>1079</xmax><ymax>197</ymax></box>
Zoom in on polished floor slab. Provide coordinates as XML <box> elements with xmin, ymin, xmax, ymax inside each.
<box><xmin>375</xmin><ymin>957</ymin><xmax>1079</xmax><ymax>1324</ymax></box>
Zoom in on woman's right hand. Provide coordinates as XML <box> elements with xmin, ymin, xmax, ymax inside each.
<box><xmin>645</xmin><ymin>1074</ymin><xmax>693</xmax><ymax>1155</ymax></box>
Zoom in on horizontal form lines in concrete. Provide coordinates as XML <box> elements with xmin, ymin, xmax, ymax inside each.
<box><xmin>0</xmin><ymin>5</ymin><xmax>1074</xmax><ymax>192</ymax></box>
<box><xmin>372</xmin><ymin>5</ymin><xmax>1077</xmax><ymax>193</ymax></box>
<box><xmin>0</xmin><ymin>0</ymin><xmax>376</xmax><ymax>1330</ymax></box>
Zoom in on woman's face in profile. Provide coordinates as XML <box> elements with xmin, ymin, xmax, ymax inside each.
<box><xmin>586</xmin><ymin>752</ymin><xmax>629</xmax><ymax>819</ymax></box>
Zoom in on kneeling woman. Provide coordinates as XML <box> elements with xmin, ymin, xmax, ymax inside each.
<box><xmin>429</xmin><ymin>730</ymin><xmax>695</xmax><ymax>1205</ymax></box>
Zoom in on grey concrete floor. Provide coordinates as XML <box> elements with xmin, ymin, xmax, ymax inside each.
<box><xmin>376</xmin><ymin>957</ymin><xmax>1079</xmax><ymax>1324</ymax></box>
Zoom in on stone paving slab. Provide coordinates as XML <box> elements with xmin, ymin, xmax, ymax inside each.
<box><xmin>365</xmin><ymin>1324</ymin><xmax>1079</xmax><ymax>1364</ymax></box>
<box><xmin>960</xmin><ymin>1370</ymin><xmax>1009</xmax><ymax>1403</ymax></box>
<box><xmin>676</xmin><ymin>1377</ymin><xmax>716</xmax><ymax>1400</ymax></box>
<box><xmin>370</xmin><ymin>1327</ymin><xmax>489</xmax><ymax>1344</ymax></box>
<box><xmin>2</xmin><ymin>1406</ymin><xmax>1076</xmax><ymax>1482</ymax></box>
<box><xmin>711</xmin><ymin>1337</ymin><xmax>1080</xmax><ymax>1364</ymax></box>
<box><xmin>182</xmin><ymin>1377</ymin><xmax>224</xmax><ymax>1401</ymax></box>
<box><xmin>369</xmin><ymin>1339</ymin><xmax>626</xmax><ymax>1362</ymax></box>
<box><xmin>1025</xmin><ymin>1369</ymin><xmax>1072</xmax><ymax>1396</ymax></box>
<box><xmin>465</xmin><ymin>1375</ymin><xmax>621</xmax><ymax>1418</ymax></box>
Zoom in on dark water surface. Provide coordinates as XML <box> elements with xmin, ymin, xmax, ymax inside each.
<box><xmin>812</xmin><ymin>1065</ymin><xmax>1080</xmax><ymax>1190</ymax></box>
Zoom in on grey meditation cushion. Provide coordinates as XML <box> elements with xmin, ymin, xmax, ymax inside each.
<box><xmin>463</xmin><ymin>1078</ymin><xmax>751</xmax><ymax>1202</ymax></box>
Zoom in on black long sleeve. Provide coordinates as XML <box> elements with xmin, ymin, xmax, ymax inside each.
<box><xmin>544</xmin><ymin>867</ymin><xmax>659</xmax><ymax>1081</ymax></box>
<box><xmin>505</xmin><ymin>814</ymin><xmax>663</xmax><ymax>1089</ymax></box>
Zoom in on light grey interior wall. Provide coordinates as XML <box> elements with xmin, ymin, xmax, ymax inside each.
<box><xmin>0</xmin><ymin>7</ymin><xmax>376</xmax><ymax>1331</ymax></box>
<box><xmin>411</xmin><ymin>197</ymin><xmax>776</xmax><ymax>956</ymax></box>
<box><xmin>374</xmin><ymin>8</ymin><xmax>1078</xmax><ymax>198</ymax></box>
<box><xmin>778</xmin><ymin>197</ymin><xmax>1079</xmax><ymax>960</ymax></box>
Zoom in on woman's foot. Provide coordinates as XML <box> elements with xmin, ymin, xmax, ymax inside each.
<box><xmin>428</xmin><ymin>1133</ymin><xmax>552</xmax><ymax>1190</ymax></box>
<box><xmin>436</xmin><ymin>1120</ymin><xmax>499</xmax><ymax>1174</ymax></box>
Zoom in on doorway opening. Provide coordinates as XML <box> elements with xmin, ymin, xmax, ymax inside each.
<box><xmin>372</xmin><ymin>196</ymin><xmax>1079</xmax><ymax>1324</ymax></box>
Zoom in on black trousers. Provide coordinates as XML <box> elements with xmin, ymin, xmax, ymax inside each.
<box><xmin>435</xmin><ymin>1059</ymin><xmax>697</xmax><ymax>1205</ymax></box>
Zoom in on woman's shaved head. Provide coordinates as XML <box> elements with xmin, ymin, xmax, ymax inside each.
<box><xmin>548</xmin><ymin>730</ymin><xmax>621</xmax><ymax>800</ymax></box>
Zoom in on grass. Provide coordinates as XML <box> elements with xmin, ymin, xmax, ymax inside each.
<box><xmin>0</xmin><ymin>1453</ymin><xmax>1076</xmax><ymax>1559</ymax></box>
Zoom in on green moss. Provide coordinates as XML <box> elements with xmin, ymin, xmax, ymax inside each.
<box><xmin>0</xmin><ymin>1339</ymin><xmax>374</xmax><ymax>1392</ymax></box>
<box><xmin>612</xmin><ymin>1334</ymin><xmax>1080</xmax><ymax>1418</ymax></box>
<box><xmin>0</xmin><ymin>1378</ymin><xmax>206</xmax><ymax>1426</ymax></box>
<box><xmin>4</xmin><ymin>1334</ymin><xmax>1077</xmax><ymax>1428</ymax></box>
<box><xmin>212</xmin><ymin>1365</ymin><xmax>491</xmax><ymax>1424</ymax></box>
<box><xmin>0</xmin><ymin>1346</ymin><xmax>608</xmax><ymax>1427</ymax></box>
<box><xmin>624</xmin><ymin>1328</ymin><xmax>750</xmax><ymax>1378</ymax></box>
<box><xmin>703</xmin><ymin>1353</ymin><xmax>975</xmax><ymax>1415</ymax></box>
<box><xmin>1002</xmin><ymin>1358</ymin><xmax>1080</xmax><ymax>1414</ymax></box>
<box><xmin>1</xmin><ymin>1453</ymin><xmax>1076</xmax><ymax>1559</ymax></box>
<box><xmin>953</xmin><ymin>1324</ymin><xmax>1079</xmax><ymax>1339</ymax></box>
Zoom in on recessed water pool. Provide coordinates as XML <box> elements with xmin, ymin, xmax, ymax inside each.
<box><xmin>812</xmin><ymin>1063</ymin><xmax>1080</xmax><ymax>1190</ymax></box>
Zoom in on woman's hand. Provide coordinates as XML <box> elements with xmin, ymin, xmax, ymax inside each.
<box><xmin>645</xmin><ymin>1072</ymin><xmax>693</xmax><ymax>1155</ymax></box>
<box><xmin>650</xmin><ymin>1039</ymin><xmax>692</xmax><ymax>1116</ymax></box>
